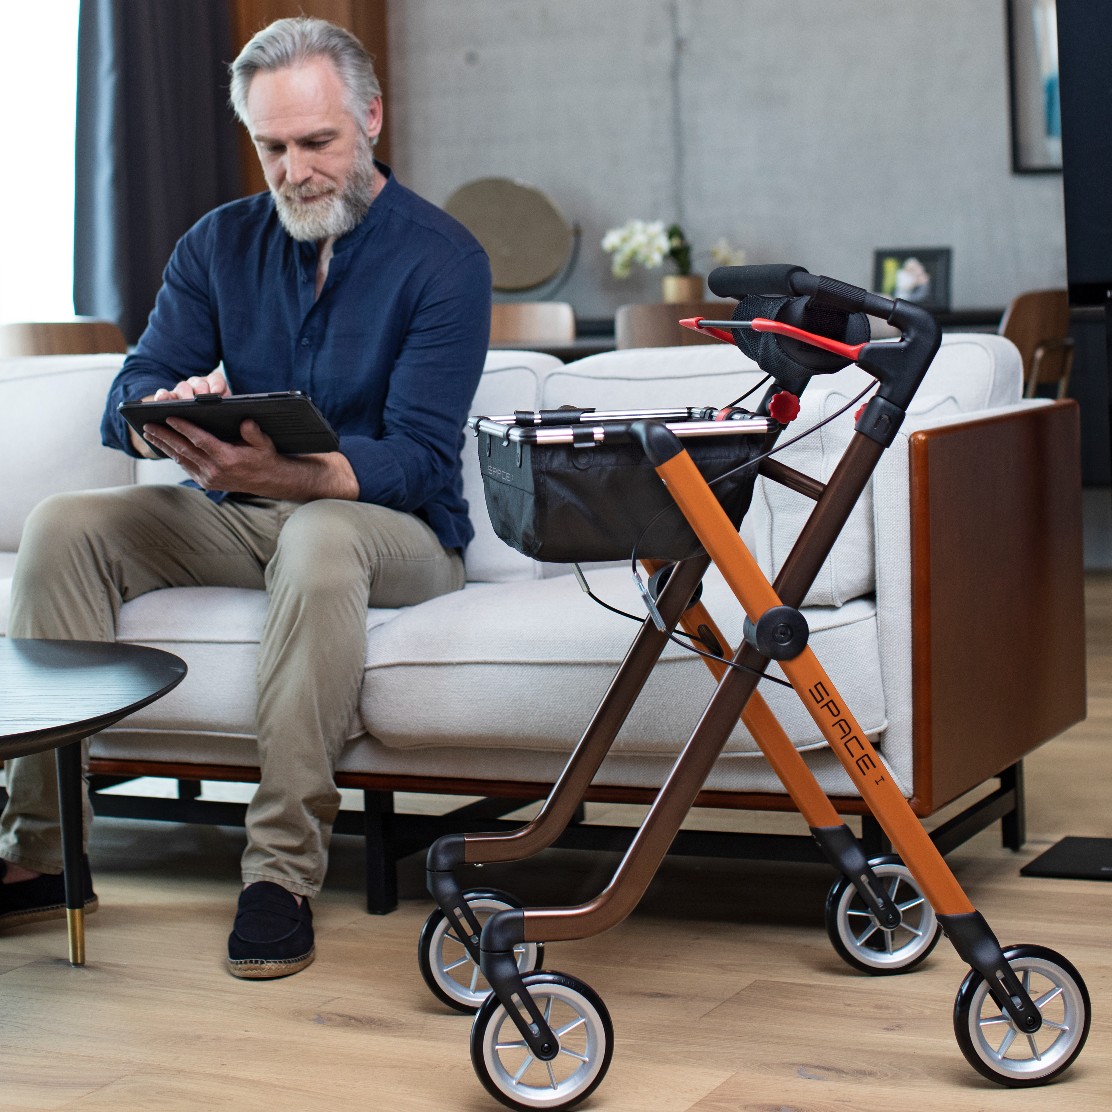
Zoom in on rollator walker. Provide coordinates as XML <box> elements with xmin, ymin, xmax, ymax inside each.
<box><xmin>418</xmin><ymin>264</ymin><xmax>1091</xmax><ymax>1110</ymax></box>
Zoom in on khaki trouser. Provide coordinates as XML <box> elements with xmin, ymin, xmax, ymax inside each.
<box><xmin>0</xmin><ymin>484</ymin><xmax>464</xmax><ymax>897</ymax></box>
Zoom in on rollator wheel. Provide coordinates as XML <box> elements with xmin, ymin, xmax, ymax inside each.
<box><xmin>825</xmin><ymin>854</ymin><xmax>942</xmax><ymax>974</ymax></box>
<box><xmin>471</xmin><ymin>971</ymin><xmax>614</xmax><ymax>1112</ymax></box>
<box><xmin>418</xmin><ymin>889</ymin><xmax>544</xmax><ymax>1013</ymax></box>
<box><xmin>953</xmin><ymin>944</ymin><xmax>1091</xmax><ymax>1086</ymax></box>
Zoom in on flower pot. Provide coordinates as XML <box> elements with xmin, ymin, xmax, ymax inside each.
<box><xmin>661</xmin><ymin>274</ymin><xmax>705</xmax><ymax>303</ymax></box>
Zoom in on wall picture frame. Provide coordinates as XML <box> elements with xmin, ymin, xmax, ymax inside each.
<box><xmin>1007</xmin><ymin>0</ymin><xmax>1062</xmax><ymax>173</ymax></box>
<box><xmin>872</xmin><ymin>248</ymin><xmax>952</xmax><ymax>311</ymax></box>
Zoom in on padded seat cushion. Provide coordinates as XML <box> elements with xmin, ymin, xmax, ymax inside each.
<box><xmin>359</xmin><ymin>565</ymin><xmax>886</xmax><ymax>759</ymax></box>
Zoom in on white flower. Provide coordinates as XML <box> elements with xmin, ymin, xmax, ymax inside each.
<box><xmin>710</xmin><ymin>238</ymin><xmax>747</xmax><ymax>268</ymax></box>
<box><xmin>601</xmin><ymin>218</ymin><xmax>670</xmax><ymax>279</ymax></box>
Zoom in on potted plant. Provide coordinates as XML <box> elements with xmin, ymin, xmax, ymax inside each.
<box><xmin>601</xmin><ymin>220</ymin><xmax>743</xmax><ymax>302</ymax></box>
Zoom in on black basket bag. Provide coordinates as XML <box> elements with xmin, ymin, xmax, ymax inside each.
<box><xmin>474</xmin><ymin>412</ymin><xmax>765</xmax><ymax>564</ymax></box>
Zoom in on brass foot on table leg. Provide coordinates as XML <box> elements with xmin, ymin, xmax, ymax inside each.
<box><xmin>67</xmin><ymin>907</ymin><xmax>85</xmax><ymax>966</ymax></box>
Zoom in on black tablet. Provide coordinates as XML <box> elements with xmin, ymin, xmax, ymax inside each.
<box><xmin>118</xmin><ymin>390</ymin><xmax>340</xmax><ymax>455</ymax></box>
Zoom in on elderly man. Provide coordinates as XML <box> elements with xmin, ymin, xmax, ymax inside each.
<box><xmin>0</xmin><ymin>17</ymin><xmax>491</xmax><ymax>979</ymax></box>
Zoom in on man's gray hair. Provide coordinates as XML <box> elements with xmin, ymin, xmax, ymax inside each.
<box><xmin>229</xmin><ymin>17</ymin><xmax>382</xmax><ymax>129</ymax></box>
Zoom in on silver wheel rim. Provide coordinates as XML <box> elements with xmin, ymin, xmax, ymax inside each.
<box><xmin>835</xmin><ymin>862</ymin><xmax>938</xmax><ymax>970</ymax></box>
<box><xmin>429</xmin><ymin>897</ymin><xmax>540</xmax><ymax>1009</ymax></box>
<box><xmin>965</xmin><ymin>956</ymin><xmax>1087</xmax><ymax>1081</ymax></box>
<box><xmin>481</xmin><ymin>981</ymin><xmax>608</xmax><ymax>1109</ymax></box>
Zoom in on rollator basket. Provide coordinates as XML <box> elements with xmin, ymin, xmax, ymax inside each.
<box><xmin>470</xmin><ymin>408</ymin><xmax>769</xmax><ymax>562</ymax></box>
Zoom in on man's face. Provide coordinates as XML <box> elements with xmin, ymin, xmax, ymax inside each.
<box><xmin>246</xmin><ymin>56</ymin><xmax>383</xmax><ymax>242</ymax></box>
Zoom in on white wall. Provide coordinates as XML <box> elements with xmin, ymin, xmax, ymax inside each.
<box><xmin>387</xmin><ymin>0</ymin><xmax>1065</xmax><ymax>318</ymax></box>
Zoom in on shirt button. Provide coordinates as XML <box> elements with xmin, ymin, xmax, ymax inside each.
<box><xmin>300</xmin><ymin>338</ymin><xmax>310</xmax><ymax>347</ymax></box>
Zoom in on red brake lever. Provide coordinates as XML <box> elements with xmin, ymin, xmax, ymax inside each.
<box><xmin>750</xmin><ymin>317</ymin><xmax>868</xmax><ymax>361</ymax></box>
<box><xmin>679</xmin><ymin>316</ymin><xmax>869</xmax><ymax>361</ymax></box>
<box><xmin>679</xmin><ymin>317</ymin><xmax>736</xmax><ymax>344</ymax></box>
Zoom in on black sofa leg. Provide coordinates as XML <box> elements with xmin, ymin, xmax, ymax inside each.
<box><xmin>363</xmin><ymin>789</ymin><xmax>398</xmax><ymax>914</ymax></box>
<box><xmin>860</xmin><ymin>814</ymin><xmax>892</xmax><ymax>856</ymax></box>
<box><xmin>1001</xmin><ymin>761</ymin><xmax>1026</xmax><ymax>850</ymax></box>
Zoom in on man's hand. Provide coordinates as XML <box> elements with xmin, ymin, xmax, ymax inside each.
<box><xmin>127</xmin><ymin>370</ymin><xmax>231</xmax><ymax>456</ymax></box>
<box><xmin>142</xmin><ymin>416</ymin><xmax>359</xmax><ymax>502</ymax></box>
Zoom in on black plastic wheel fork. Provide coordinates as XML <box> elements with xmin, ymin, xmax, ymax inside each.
<box><xmin>427</xmin><ymin>834</ymin><xmax>484</xmax><ymax>963</ymax></box>
<box><xmin>940</xmin><ymin>911</ymin><xmax>1042</xmax><ymax>1033</ymax></box>
<box><xmin>811</xmin><ymin>825</ymin><xmax>901</xmax><ymax>930</ymax></box>
<box><xmin>481</xmin><ymin>909</ymin><xmax>559</xmax><ymax>1060</ymax></box>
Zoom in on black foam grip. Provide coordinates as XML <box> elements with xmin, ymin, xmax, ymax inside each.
<box><xmin>708</xmin><ymin>264</ymin><xmax>809</xmax><ymax>299</ymax></box>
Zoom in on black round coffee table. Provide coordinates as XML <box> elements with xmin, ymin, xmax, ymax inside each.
<box><xmin>0</xmin><ymin>638</ymin><xmax>186</xmax><ymax>964</ymax></box>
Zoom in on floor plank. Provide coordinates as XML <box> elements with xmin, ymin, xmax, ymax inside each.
<box><xmin>2</xmin><ymin>577</ymin><xmax>1111</xmax><ymax>1110</ymax></box>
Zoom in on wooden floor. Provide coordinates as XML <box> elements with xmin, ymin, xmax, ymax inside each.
<box><xmin>3</xmin><ymin>578</ymin><xmax>1112</xmax><ymax>1111</ymax></box>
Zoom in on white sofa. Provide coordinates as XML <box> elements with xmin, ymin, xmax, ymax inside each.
<box><xmin>0</xmin><ymin>337</ymin><xmax>1085</xmax><ymax>910</ymax></box>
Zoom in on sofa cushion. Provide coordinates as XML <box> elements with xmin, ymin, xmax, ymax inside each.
<box><xmin>748</xmin><ymin>333</ymin><xmax>1022</xmax><ymax>607</ymax></box>
<box><xmin>109</xmin><ymin>585</ymin><xmax>399</xmax><ymax>742</ymax></box>
<box><xmin>358</xmin><ymin>565</ymin><xmax>886</xmax><ymax>759</ymax></box>
<box><xmin>0</xmin><ymin>354</ymin><xmax>133</xmax><ymax>551</ymax></box>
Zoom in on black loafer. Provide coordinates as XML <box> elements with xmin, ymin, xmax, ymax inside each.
<box><xmin>0</xmin><ymin>857</ymin><xmax>98</xmax><ymax>928</ymax></box>
<box><xmin>227</xmin><ymin>881</ymin><xmax>314</xmax><ymax>979</ymax></box>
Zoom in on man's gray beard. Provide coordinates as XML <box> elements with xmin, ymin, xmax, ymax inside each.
<box><xmin>273</xmin><ymin>141</ymin><xmax>376</xmax><ymax>242</ymax></box>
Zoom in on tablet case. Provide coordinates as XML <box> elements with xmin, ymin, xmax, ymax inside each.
<box><xmin>119</xmin><ymin>391</ymin><xmax>339</xmax><ymax>455</ymax></box>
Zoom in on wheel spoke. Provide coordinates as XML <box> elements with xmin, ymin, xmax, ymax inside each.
<box><xmin>512</xmin><ymin>1054</ymin><xmax>535</xmax><ymax>1084</ymax></box>
<box><xmin>496</xmin><ymin>1038</ymin><xmax>529</xmax><ymax>1053</ymax></box>
<box><xmin>896</xmin><ymin>895</ymin><xmax>926</xmax><ymax>913</ymax></box>
<box><xmin>559</xmin><ymin>1045</ymin><xmax>590</xmax><ymax>1063</ymax></box>
<box><xmin>993</xmin><ymin>1025</ymin><xmax>1018</xmax><ymax>1059</ymax></box>
<box><xmin>1034</xmin><ymin>984</ymin><xmax>1064</xmax><ymax>1012</ymax></box>
<box><xmin>1025</xmin><ymin>1033</ymin><xmax>1044</xmax><ymax>1061</ymax></box>
<box><xmin>854</xmin><ymin>921</ymin><xmax>882</xmax><ymax>946</ymax></box>
<box><xmin>546</xmin><ymin>1061</ymin><xmax>558</xmax><ymax>1090</ymax></box>
<box><xmin>555</xmin><ymin>1015</ymin><xmax>587</xmax><ymax>1039</ymax></box>
<box><xmin>443</xmin><ymin>954</ymin><xmax>471</xmax><ymax>974</ymax></box>
<box><xmin>469</xmin><ymin>961</ymin><xmax>482</xmax><ymax>993</ymax></box>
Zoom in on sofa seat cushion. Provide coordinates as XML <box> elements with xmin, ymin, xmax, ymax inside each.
<box><xmin>108</xmin><ymin>585</ymin><xmax>400</xmax><ymax>742</ymax></box>
<box><xmin>359</xmin><ymin>565</ymin><xmax>886</xmax><ymax>759</ymax></box>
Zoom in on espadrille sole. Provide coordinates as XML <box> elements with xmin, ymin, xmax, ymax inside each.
<box><xmin>227</xmin><ymin>947</ymin><xmax>315</xmax><ymax>979</ymax></box>
<box><xmin>0</xmin><ymin>895</ymin><xmax>99</xmax><ymax>929</ymax></box>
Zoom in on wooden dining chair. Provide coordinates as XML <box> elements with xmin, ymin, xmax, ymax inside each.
<box><xmin>614</xmin><ymin>300</ymin><xmax>737</xmax><ymax>349</ymax></box>
<box><xmin>0</xmin><ymin>319</ymin><xmax>128</xmax><ymax>358</ymax></box>
<box><xmin>489</xmin><ymin>302</ymin><xmax>576</xmax><ymax>346</ymax></box>
<box><xmin>998</xmin><ymin>289</ymin><xmax>1075</xmax><ymax>399</ymax></box>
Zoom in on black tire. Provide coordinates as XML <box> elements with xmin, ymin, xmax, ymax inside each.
<box><xmin>471</xmin><ymin>971</ymin><xmax>614</xmax><ymax>1111</ymax></box>
<box><xmin>953</xmin><ymin>944</ymin><xmax>1091</xmax><ymax>1086</ymax></box>
<box><xmin>824</xmin><ymin>854</ymin><xmax>941</xmax><ymax>974</ymax></box>
<box><xmin>418</xmin><ymin>889</ymin><xmax>544</xmax><ymax>1014</ymax></box>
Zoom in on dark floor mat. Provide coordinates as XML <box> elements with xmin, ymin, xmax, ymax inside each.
<box><xmin>1020</xmin><ymin>836</ymin><xmax>1112</xmax><ymax>880</ymax></box>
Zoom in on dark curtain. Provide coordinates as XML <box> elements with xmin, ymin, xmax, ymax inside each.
<box><xmin>74</xmin><ymin>0</ymin><xmax>243</xmax><ymax>343</ymax></box>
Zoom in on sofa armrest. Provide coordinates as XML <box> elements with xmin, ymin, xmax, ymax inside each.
<box><xmin>0</xmin><ymin>354</ymin><xmax>134</xmax><ymax>552</ymax></box>
<box><xmin>872</xmin><ymin>399</ymin><xmax>1084</xmax><ymax>813</ymax></box>
<box><xmin>908</xmin><ymin>399</ymin><xmax>1085</xmax><ymax>811</ymax></box>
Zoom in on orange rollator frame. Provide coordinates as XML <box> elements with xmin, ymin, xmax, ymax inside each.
<box><xmin>424</xmin><ymin>265</ymin><xmax>1091</xmax><ymax>1106</ymax></box>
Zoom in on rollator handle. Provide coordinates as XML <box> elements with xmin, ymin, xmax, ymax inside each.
<box><xmin>708</xmin><ymin>264</ymin><xmax>941</xmax><ymax>411</ymax></box>
<box><xmin>709</xmin><ymin>263</ymin><xmax>897</xmax><ymax>319</ymax></box>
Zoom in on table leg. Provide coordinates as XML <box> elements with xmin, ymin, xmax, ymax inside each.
<box><xmin>54</xmin><ymin>741</ymin><xmax>86</xmax><ymax>965</ymax></box>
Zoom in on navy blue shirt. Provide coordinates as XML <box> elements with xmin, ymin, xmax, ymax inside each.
<box><xmin>101</xmin><ymin>166</ymin><xmax>492</xmax><ymax>552</ymax></box>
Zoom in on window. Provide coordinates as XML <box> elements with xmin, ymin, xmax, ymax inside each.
<box><xmin>0</xmin><ymin>1</ymin><xmax>81</xmax><ymax>323</ymax></box>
